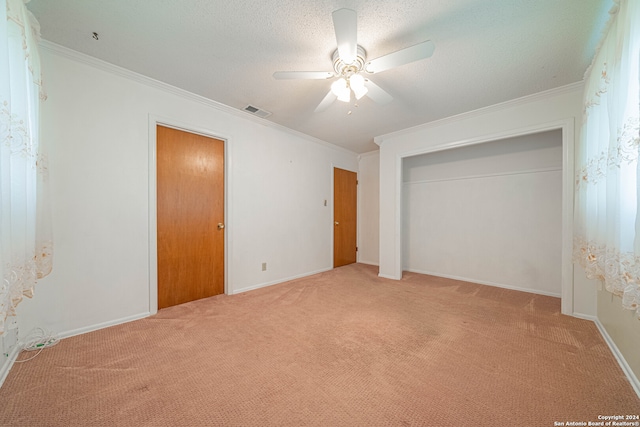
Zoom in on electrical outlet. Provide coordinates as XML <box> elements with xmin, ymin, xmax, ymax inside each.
<box><xmin>262</xmin><ymin>262</ymin><xmax>267</xmax><ymax>271</ymax></box>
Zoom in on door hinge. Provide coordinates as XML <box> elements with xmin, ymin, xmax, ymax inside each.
<box><xmin>356</xmin><ymin>246</ymin><xmax>358</xmax><ymax>252</ymax></box>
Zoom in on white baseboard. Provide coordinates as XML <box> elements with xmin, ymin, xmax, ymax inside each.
<box><xmin>58</xmin><ymin>312</ymin><xmax>151</xmax><ymax>340</ymax></box>
<box><xmin>591</xmin><ymin>317</ymin><xmax>640</xmax><ymax>399</ymax></box>
<box><xmin>0</xmin><ymin>341</ymin><xmax>22</xmax><ymax>389</ymax></box>
<box><xmin>378</xmin><ymin>273</ymin><xmax>401</xmax><ymax>280</ymax></box>
<box><xmin>570</xmin><ymin>313</ymin><xmax>597</xmax><ymax>321</ymax></box>
<box><xmin>0</xmin><ymin>311</ymin><xmax>147</xmax><ymax>389</ymax></box>
<box><xmin>404</xmin><ymin>268</ymin><xmax>562</xmax><ymax>298</ymax></box>
<box><xmin>232</xmin><ymin>268</ymin><xmax>332</xmax><ymax>295</ymax></box>
<box><xmin>357</xmin><ymin>260</ymin><xmax>379</xmax><ymax>267</ymax></box>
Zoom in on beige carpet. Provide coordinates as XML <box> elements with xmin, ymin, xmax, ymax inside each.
<box><xmin>1</xmin><ymin>264</ymin><xmax>638</xmax><ymax>426</ymax></box>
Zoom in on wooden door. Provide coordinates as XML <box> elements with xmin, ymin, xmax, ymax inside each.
<box><xmin>334</xmin><ymin>167</ymin><xmax>357</xmax><ymax>267</ymax></box>
<box><xmin>157</xmin><ymin>125</ymin><xmax>225</xmax><ymax>309</ymax></box>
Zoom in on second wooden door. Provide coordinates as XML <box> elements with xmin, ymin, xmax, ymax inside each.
<box><xmin>334</xmin><ymin>167</ymin><xmax>357</xmax><ymax>268</ymax></box>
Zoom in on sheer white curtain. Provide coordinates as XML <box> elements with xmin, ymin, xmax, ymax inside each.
<box><xmin>574</xmin><ymin>0</ymin><xmax>640</xmax><ymax>316</ymax></box>
<box><xmin>0</xmin><ymin>0</ymin><xmax>51</xmax><ymax>335</ymax></box>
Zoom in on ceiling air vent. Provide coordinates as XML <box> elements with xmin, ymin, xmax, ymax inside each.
<box><xmin>243</xmin><ymin>105</ymin><xmax>272</xmax><ymax>118</ymax></box>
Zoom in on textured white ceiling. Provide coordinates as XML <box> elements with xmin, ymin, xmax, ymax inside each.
<box><xmin>27</xmin><ymin>0</ymin><xmax>612</xmax><ymax>153</ymax></box>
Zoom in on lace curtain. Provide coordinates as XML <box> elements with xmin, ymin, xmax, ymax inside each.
<box><xmin>0</xmin><ymin>0</ymin><xmax>52</xmax><ymax>335</ymax></box>
<box><xmin>574</xmin><ymin>0</ymin><xmax>640</xmax><ymax>316</ymax></box>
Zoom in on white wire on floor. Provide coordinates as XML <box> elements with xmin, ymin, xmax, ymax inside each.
<box><xmin>14</xmin><ymin>327</ymin><xmax>60</xmax><ymax>363</ymax></box>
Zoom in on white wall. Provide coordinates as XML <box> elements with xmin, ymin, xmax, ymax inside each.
<box><xmin>401</xmin><ymin>131</ymin><xmax>563</xmax><ymax>296</ymax></box>
<box><xmin>357</xmin><ymin>151</ymin><xmax>380</xmax><ymax>266</ymax></box>
<box><xmin>15</xmin><ymin>43</ymin><xmax>358</xmax><ymax>339</ymax></box>
<box><xmin>375</xmin><ymin>83</ymin><xmax>593</xmax><ymax>316</ymax></box>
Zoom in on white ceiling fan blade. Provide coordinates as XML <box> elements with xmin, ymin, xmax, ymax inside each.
<box><xmin>273</xmin><ymin>71</ymin><xmax>334</xmax><ymax>80</ymax></box>
<box><xmin>364</xmin><ymin>79</ymin><xmax>393</xmax><ymax>105</ymax></box>
<box><xmin>365</xmin><ymin>40</ymin><xmax>435</xmax><ymax>74</ymax></box>
<box><xmin>332</xmin><ymin>8</ymin><xmax>357</xmax><ymax>64</ymax></box>
<box><xmin>314</xmin><ymin>90</ymin><xmax>337</xmax><ymax>112</ymax></box>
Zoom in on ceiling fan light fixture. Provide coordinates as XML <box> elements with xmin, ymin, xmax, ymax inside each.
<box><xmin>331</xmin><ymin>78</ymin><xmax>351</xmax><ymax>102</ymax></box>
<box><xmin>350</xmin><ymin>74</ymin><xmax>368</xmax><ymax>100</ymax></box>
<box><xmin>352</xmin><ymin>86</ymin><xmax>368</xmax><ymax>100</ymax></box>
<box><xmin>337</xmin><ymin>90</ymin><xmax>351</xmax><ymax>103</ymax></box>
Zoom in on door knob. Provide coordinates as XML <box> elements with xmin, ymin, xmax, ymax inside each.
<box><xmin>335</xmin><ymin>221</ymin><xmax>339</xmax><ymax>226</ymax></box>
<box><xmin>217</xmin><ymin>223</ymin><xmax>225</xmax><ymax>230</ymax></box>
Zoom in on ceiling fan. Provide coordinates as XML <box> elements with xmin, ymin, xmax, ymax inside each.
<box><xmin>273</xmin><ymin>8</ymin><xmax>435</xmax><ymax>112</ymax></box>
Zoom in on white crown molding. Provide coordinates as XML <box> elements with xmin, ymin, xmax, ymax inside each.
<box><xmin>357</xmin><ymin>149</ymin><xmax>380</xmax><ymax>160</ymax></box>
<box><xmin>374</xmin><ymin>81</ymin><xmax>584</xmax><ymax>146</ymax></box>
<box><xmin>39</xmin><ymin>40</ymin><xmax>357</xmax><ymax>157</ymax></box>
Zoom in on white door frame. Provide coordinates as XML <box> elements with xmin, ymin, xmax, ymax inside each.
<box><xmin>148</xmin><ymin>115</ymin><xmax>233</xmax><ymax>315</ymax></box>
<box><xmin>391</xmin><ymin>118</ymin><xmax>575</xmax><ymax>314</ymax></box>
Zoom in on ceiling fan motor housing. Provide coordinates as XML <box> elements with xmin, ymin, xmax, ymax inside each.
<box><xmin>333</xmin><ymin>45</ymin><xmax>367</xmax><ymax>77</ymax></box>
